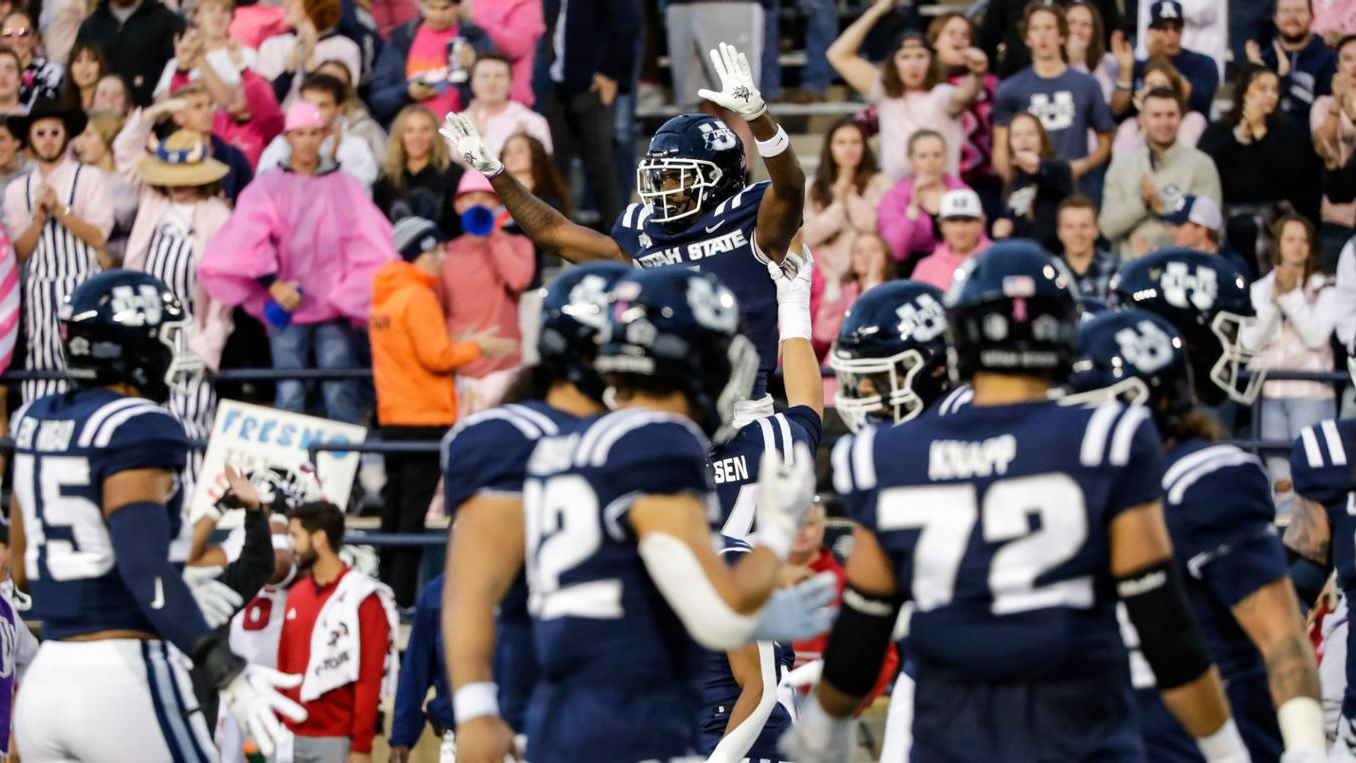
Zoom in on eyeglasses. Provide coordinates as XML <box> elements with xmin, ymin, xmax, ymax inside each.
<box><xmin>2</xmin><ymin>29</ymin><xmax>32</xmax><ymax>38</ymax></box>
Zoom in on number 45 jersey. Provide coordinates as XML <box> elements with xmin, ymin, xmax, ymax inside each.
<box><xmin>10</xmin><ymin>388</ymin><xmax>188</xmax><ymax>639</ymax></box>
<box><xmin>834</xmin><ymin>398</ymin><xmax>1164</xmax><ymax>681</ymax></box>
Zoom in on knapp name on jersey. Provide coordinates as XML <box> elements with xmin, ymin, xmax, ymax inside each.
<box><xmin>928</xmin><ymin>434</ymin><xmax>1017</xmax><ymax>481</ymax></box>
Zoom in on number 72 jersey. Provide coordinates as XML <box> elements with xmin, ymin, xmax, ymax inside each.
<box><xmin>833</xmin><ymin>399</ymin><xmax>1165</xmax><ymax>680</ymax></box>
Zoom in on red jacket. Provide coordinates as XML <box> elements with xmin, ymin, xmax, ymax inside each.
<box><xmin>793</xmin><ymin>549</ymin><xmax>899</xmax><ymax>709</ymax></box>
<box><xmin>276</xmin><ymin>565</ymin><xmax>391</xmax><ymax>753</ymax></box>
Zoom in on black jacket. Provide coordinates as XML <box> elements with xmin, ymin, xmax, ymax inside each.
<box><xmin>540</xmin><ymin>0</ymin><xmax>640</xmax><ymax>95</ymax></box>
<box><xmin>76</xmin><ymin>0</ymin><xmax>184</xmax><ymax>107</ymax></box>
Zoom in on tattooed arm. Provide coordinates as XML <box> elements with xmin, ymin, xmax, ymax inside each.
<box><xmin>1283</xmin><ymin>496</ymin><xmax>1332</xmax><ymax>566</ymax></box>
<box><xmin>489</xmin><ymin>171</ymin><xmax>630</xmax><ymax>264</ymax></box>
<box><xmin>1232</xmin><ymin>577</ymin><xmax>1322</xmax><ymax>707</ymax></box>
<box><xmin>442</xmin><ymin>111</ymin><xmax>629</xmax><ymax>264</ymax></box>
<box><xmin>1231</xmin><ymin>576</ymin><xmax>1326</xmax><ymax>751</ymax></box>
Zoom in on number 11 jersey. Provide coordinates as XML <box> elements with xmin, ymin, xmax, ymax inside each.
<box><xmin>833</xmin><ymin>398</ymin><xmax>1165</xmax><ymax>681</ymax></box>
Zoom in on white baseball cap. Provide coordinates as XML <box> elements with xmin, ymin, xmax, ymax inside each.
<box><xmin>939</xmin><ymin>188</ymin><xmax>983</xmax><ymax>220</ymax></box>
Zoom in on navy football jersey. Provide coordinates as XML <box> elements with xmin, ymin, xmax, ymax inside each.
<box><xmin>696</xmin><ymin>535</ymin><xmax>793</xmax><ymax>759</ymax></box>
<box><xmin>11</xmin><ymin>389</ymin><xmax>188</xmax><ymax>640</ymax></box>
<box><xmin>441</xmin><ymin>399</ymin><xmax>581</xmax><ymax>731</ymax></box>
<box><xmin>1291</xmin><ymin>418</ymin><xmax>1356</xmax><ymax>717</ymax></box>
<box><xmin>1131</xmin><ymin>441</ymin><xmax>1286</xmax><ymax>761</ymax></box>
<box><xmin>613</xmin><ymin>184</ymin><xmax>778</xmax><ymax>392</ymax></box>
<box><xmin>834</xmin><ymin>399</ymin><xmax>1164</xmax><ymax>681</ymax></box>
<box><xmin>712</xmin><ymin>405</ymin><xmax>822</xmax><ymax>539</ymax></box>
<box><xmin>522</xmin><ymin>408</ymin><xmax>717</xmax><ymax>762</ymax></box>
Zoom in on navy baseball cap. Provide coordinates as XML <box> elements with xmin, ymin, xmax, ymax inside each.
<box><xmin>1149</xmin><ymin>0</ymin><xmax>1184</xmax><ymax>27</ymax></box>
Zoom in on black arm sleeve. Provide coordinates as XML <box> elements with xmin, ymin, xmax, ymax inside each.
<box><xmin>1117</xmin><ymin>559</ymin><xmax>1213</xmax><ymax>690</ymax></box>
<box><xmin>820</xmin><ymin>585</ymin><xmax>902</xmax><ymax>698</ymax></box>
<box><xmin>218</xmin><ymin>508</ymin><xmax>274</xmax><ymax>603</ymax></box>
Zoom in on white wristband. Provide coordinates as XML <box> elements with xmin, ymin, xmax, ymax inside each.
<box><xmin>1196</xmin><ymin>718</ymin><xmax>1249</xmax><ymax>762</ymax></box>
<box><xmin>752</xmin><ymin>521</ymin><xmax>795</xmax><ymax>560</ymax></box>
<box><xmin>453</xmin><ymin>681</ymin><xmax>500</xmax><ymax>722</ymax></box>
<box><xmin>755</xmin><ymin>125</ymin><xmax>790</xmax><ymax>158</ymax></box>
<box><xmin>1277</xmin><ymin>696</ymin><xmax>1326</xmax><ymax>752</ymax></box>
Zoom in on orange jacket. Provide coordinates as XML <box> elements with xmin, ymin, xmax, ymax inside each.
<box><xmin>369</xmin><ymin>261</ymin><xmax>481</xmax><ymax>426</ymax></box>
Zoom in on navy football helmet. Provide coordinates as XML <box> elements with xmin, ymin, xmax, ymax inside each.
<box><xmin>60</xmin><ymin>269</ymin><xmax>201</xmax><ymax>403</ymax></box>
<box><xmin>1079</xmin><ymin>296</ymin><xmax>1110</xmax><ymax>321</ymax></box>
<box><xmin>538</xmin><ymin>262</ymin><xmax>632</xmax><ymax>402</ymax></box>
<box><xmin>1109</xmin><ymin>248</ymin><xmax>1261</xmax><ymax>405</ymax></box>
<box><xmin>596</xmin><ymin>268</ymin><xmax>758</xmax><ymax>443</ymax></box>
<box><xmin>1063</xmin><ymin>309</ymin><xmax>1195</xmax><ymax>430</ymax></box>
<box><xmin>636</xmin><ymin>113</ymin><xmax>746</xmax><ymax>229</ymax></box>
<box><xmin>944</xmin><ymin>240</ymin><xmax>1081</xmax><ymax>382</ymax></box>
<box><xmin>831</xmin><ymin>280</ymin><xmax>952</xmax><ymax>430</ymax></box>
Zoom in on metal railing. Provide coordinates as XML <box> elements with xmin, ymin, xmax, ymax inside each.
<box><xmin>0</xmin><ymin>365</ymin><xmax>1345</xmax><ymax>548</ymax></box>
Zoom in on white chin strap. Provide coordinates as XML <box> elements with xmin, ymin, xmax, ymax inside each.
<box><xmin>732</xmin><ymin>395</ymin><xmax>775</xmax><ymax>429</ymax></box>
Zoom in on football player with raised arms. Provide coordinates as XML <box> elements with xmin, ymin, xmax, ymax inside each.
<box><xmin>442</xmin><ymin>41</ymin><xmax>805</xmax><ymax>411</ymax></box>
<box><xmin>785</xmin><ymin>241</ymin><xmax>1250</xmax><ymax>762</ymax></box>
<box><xmin>519</xmin><ymin>268</ymin><xmax>818</xmax><ymax>762</ymax></box>
<box><xmin>1064</xmin><ymin>305</ymin><xmax>1325</xmax><ymax>761</ymax></box>
<box><xmin>10</xmin><ymin>271</ymin><xmax>305</xmax><ymax>762</ymax></box>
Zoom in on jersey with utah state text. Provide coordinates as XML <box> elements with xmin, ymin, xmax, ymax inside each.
<box><xmin>11</xmin><ymin>388</ymin><xmax>188</xmax><ymax>640</ymax></box>
<box><xmin>613</xmin><ymin>183</ymin><xmax>778</xmax><ymax>392</ymax></box>
<box><xmin>713</xmin><ymin>405</ymin><xmax>822</xmax><ymax>539</ymax></box>
<box><xmin>522</xmin><ymin>408</ymin><xmax>717</xmax><ymax>762</ymax></box>
<box><xmin>1133</xmin><ymin>440</ymin><xmax>1287</xmax><ymax>762</ymax></box>
<box><xmin>1291</xmin><ymin>419</ymin><xmax>1356</xmax><ymax>718</ymax></box>
<box><xmin>834</xmin><ymin>399</ymin><xmax>1164</xmax><ymax>681</ymax></box>
<box><xmin>441</xmin><ymin>400</ymin><xmax>582</xmax><ymax>732</ymax></box>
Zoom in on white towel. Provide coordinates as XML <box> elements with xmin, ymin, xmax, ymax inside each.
<box><xmin>299</xmin><ymin>569</ymin><xmax>400</xmax><ymax>702</ymax></box>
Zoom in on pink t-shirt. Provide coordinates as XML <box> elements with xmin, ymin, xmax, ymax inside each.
<box><xmin>406</xmin><ymin>23</ymin><xmax>465</xmax><ymax>120</ymax></box>
<box><xmin>871</xmin><ymin>76</ymin><xmax>963</xmax><ymax>182</ymax></box>
<box><xmin>911</xmin><ymin>238</ymin><xmax>991</xmax><ymax>291</ymax></box>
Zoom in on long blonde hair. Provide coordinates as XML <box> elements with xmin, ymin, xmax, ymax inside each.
<box><xmin>383</xmin><ymin>105</ymin><xmax>450</xmax><ymax>188</ymax></box>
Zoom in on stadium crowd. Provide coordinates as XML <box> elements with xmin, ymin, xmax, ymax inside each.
<box><xmin>4</xmin><ymin>0</ymin><xmax>1356</xmax><ymax>757</ymax></box>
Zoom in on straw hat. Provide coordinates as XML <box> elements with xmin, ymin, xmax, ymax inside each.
<box><xmin>137</xmin><ymin>129</ymin><xmax>230</xmax><ymax>187</ymax></box>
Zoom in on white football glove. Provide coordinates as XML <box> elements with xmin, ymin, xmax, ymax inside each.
<box><xmin>778</xmin><ymin>697</ymin><xmax>855</xmax><ymax>763</ymax></box>
<box><xmin>751</xmin><ymin>442</ymin><xmax>816</xmax><ymax>559</ymax></box>
<box><xmin>183</xmin><ymin>565</ymin><xmax>243</xmax><ymax>628</ymax></box>
<box><xmin>220</xmin><ymin>663</ymin><xmax>307</xmax><ymax>758</ymax></box>
<box><xmin>751</xmin><ymin>570</ymin><xmax>837</xmax><ymax>642</ymax></box>
<box><xmin>768</xmin><ymin>248</ymin><xmax>813</xmax><ymax>341</ymax></box>
<box><xmin>1280</xmin><ymin>748</ymin><xmax>1327</xmax><ymax>763</ymax></box>
<box><xmin>440</xmin><ymin>112</ymin><xmax>504</xmax><ymax>177</ymax></box>
<box><xmin>697</xmin><ymin>42</ymin><xmax>767</xmax><ymax>121</ymax></box>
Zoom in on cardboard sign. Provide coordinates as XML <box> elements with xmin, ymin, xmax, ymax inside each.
<box><xmin>190</xmin><ymin>399</ymin><xmax>368</xmax><ymax>528</ymax></box>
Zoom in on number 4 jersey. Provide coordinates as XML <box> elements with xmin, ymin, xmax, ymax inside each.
<box><xmin>11</xmin><ymin>388</ymin><xmax>188</xmax><ymax>639</ymax></box>
<box><xmin>833</xmin><ymin>398</ymin><xmax>1164</xmax><ymax>681</ymax></box>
